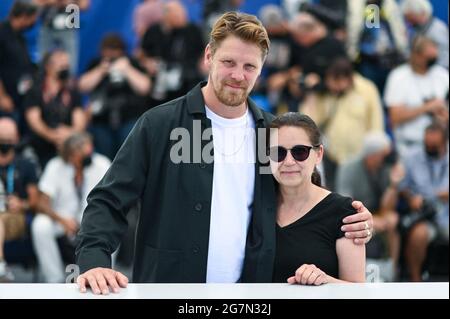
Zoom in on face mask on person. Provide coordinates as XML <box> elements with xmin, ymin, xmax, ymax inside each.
<box><xmin>0</xmin><ymin>144</ymin><xmax>15</xmax><ymax>155</ymax></box>
<box><xmin>57</xmin><ymin>68</ymin><xmax>71</xmax><ymax>81</ymax></box>
<box><xmin>21</xmin><ymin>23</ymin><xmax>35</xmax><ymax>33</ymax></box>
<box><xmin>426</xmin><ymin>57</ymin><xmax>438</xmax><ymax>69</ymax></box>
<box><xmin>425</xmin><ymin>146</ymin><xmax>440</xmax><ymax>159</ymax></box>
<box><xmin>81</xmin><ymin>154</ymin><xmax>93</xmax><ymax>168</ymax></box>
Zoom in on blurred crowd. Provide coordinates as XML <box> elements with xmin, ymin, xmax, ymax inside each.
<box><xmin>0</xmin><ymin>0</ymin><xmax>448</xmax><ymax>283</ymax></box>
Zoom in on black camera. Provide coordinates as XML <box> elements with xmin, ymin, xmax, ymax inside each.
<box><xmin>399</xmin><ymin>200</ymin><xmax>437</xmax><ymax>233</ymax></box>
<box><xmin>297</xmin><ymin>74</ymin><xmax>323</xmax><ymax>93</ymax></box>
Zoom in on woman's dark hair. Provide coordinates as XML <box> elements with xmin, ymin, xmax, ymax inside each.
<box><xmin>268</xmin><ymin>112</ymin><xmax>322</xmax><ymax>186</ymax></box>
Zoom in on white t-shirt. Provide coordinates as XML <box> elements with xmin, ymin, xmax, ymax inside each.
<box><xmin>205</xmin><ymin>105</ymin><xmax>256</xmax><ymax>283</ymax></box>
<box><xmin>39</xmin><ymin>153</ymin><xmax>111</xmax><ymax>224</ymax></box>
<box><xmin>384</xmin><ymin>64</ymin><xmax>449</xmax><ymax>156</ymax></box>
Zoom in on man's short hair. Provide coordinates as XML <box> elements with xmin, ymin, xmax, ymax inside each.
<box><xmin>425</xmin><ymin>121</ymin><xmax>448</xmax><ymax>141</ymax></box>
<box><xmin>209</xmin><ymin>11</ymin><xmax>270</xmax><ymax>59</ymax></box>
<box><xmin>411</xmin><ymin>35</ymin><xmax>437</xmax><ymax>54</ymax></box>
<box><xmin>402</xmin><ymin>0</ymin><xmax>433</xmax><ymax>17</ymax></box>
<box><xmin>61</xmin><ymin>132</ymin><xmax>92</xmax><ymax>162</ymax></box>
<box><xmin>100</xmin><ymin>33</ymin><xmax>127</xmax><ymax>52</ymax></box>
<box><xmin>9</xmin><ymin>0</ymin><xmax>38</xmax><ymax>18</ymax></box>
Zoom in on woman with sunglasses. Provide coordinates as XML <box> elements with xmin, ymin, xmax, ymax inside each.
<box><xmin>268</xmin><ymin>112</ymin><xmax>366</xmax><ymax>285</ymax></box>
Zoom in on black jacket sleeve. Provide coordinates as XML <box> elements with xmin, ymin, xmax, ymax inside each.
<box><xmin>75</xmin><ymin>114</ymin><xmax>152</xmax><ymax>273</ymax></box>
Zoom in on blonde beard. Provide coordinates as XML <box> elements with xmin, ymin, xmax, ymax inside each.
<box><xmin>213</xmin><ymin>80</ymin><xmax>249</xmax><ymax>107</ymax></box>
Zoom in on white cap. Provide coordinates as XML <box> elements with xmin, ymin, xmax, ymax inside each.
<box><xmin>259</xmin><ymin>4</ymin><xmax>285</xmax><ymax>28</ymax></box>
<box><xmin>362</xmin><ymin>132</ymin><xmax>392</xmax><ymax>157</ymax></box>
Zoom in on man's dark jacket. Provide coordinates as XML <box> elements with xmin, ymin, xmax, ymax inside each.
<box><xmin>76</xmin><ymin>82</ymin><xmax>277</xmax><ymax>283</ymax></box>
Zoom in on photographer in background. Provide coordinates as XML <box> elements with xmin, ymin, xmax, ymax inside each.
<box><xmin>79</xmin><ymin>34</ymin><xmax>151</xmax><ymax>160</ymax></box>
<box><xmin>267</xmin><ymin>4</ymin><xmax>347</xmax><ymax>112</ymax></box>
<box><xmin>139</xmin><ymin>1</ymin><xmax>204</xmax><ymax>105</ymax></box>
<box><xmin>337</xmin><ymin>132</ymin><xmax>402</xmax><ymax>281</ymax></box>
<box><xmin>301</xmin><ymin>57</ymin><xmax>384</xmax><ymax>190</ymax></box>
<box><xmin>0</xmin><ymin>118</ymin><xmax>39</xmax><ymax>282</ymax></box>
<box><xmin>400</xmin><ymin>122</ymin><xmax>449</xmax><ymax>281</ymax></box>
<box><xmin>0</xmin><ymin>0</ymin><xmax>38</xmax><ymax>128</ymax></box>
<box><xmin>34</xmin><ymin>0</ymin><xmax>90</xmax><ymax>74</ymax></box>
<box><xmin>347</xmin><ymin>0</ymin><xmax>408</xmax><ymax>95</ymax></box>
<box><xmin>402</xmin><ymin>0</ymin><xmax>449</xmax><ymax>69</ymax></box>
<box><xmin>24</xmin><ymin>49</ymin><xmax>86</xmax><ymax>169</ymax></box>
<box><xmin>384</xmin><ymin>36</ymin><xmax>448</xmax><ymax>159</ymax></box>
<box><xmin>32</xmin><ymin>132</ymin><xmax>110</xmax><ymax>283</ymax></box>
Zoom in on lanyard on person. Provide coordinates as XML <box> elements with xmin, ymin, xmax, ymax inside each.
<box><xmin>6</xmin><ymin>164</ymin><xmax>15</xmax><ymax>194</ymax></box>
<box><xmin>74</xmin><ymin>171</ymin><xmax>84</xmax><ymax>214</ymax></box>
<box><xmin>426</xmin><ymin>157</ymin><xmax>447</xmax><ymax>186</ymax></box>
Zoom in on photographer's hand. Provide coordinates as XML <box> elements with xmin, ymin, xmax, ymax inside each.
<box><xmin>389</xmin><ymin>162</ymin><xmax>405</xmax><ymax>186</ymax></box>
<box><xmin>110</xmin><ymin>57</ymin><xmax>131</xmax><ymax>74</ymax></box>
<box><xmin>59</xmin><ymin>217</ymin><xmax>79</xmax><ymax>237</ymax></box>
<box><xmin>303</xmin><ymin>73</ymin><xmax>320</xmax><ymax>89</ymax></box>
<box><xmin>111</xmin><ymin>57</ymin><xmax>151</xmax><ymax>95</ymax></box>
<box><xmin>436</xmin><ymin>190</ymin><xmax>449</xmax><ymax>202</ymax></box>
<box><xmin>0</xmin><ymin>93</ymin><xmax>14</xmax><ymax>113</ymax></box>
<box><xmin>0</xmin><ymin>80</ymin><xmax>14</xmax><ymax>113</ymax></box>
<box><xmin>424</xmin><ymin>98</ymin><xmax>446</xmax><ymax>115</ymax></box>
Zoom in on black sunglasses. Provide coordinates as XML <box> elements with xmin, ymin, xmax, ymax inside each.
<box><xmin>268</xmin><ymin>145</ymin><xmax>320</xmax><ymax>162</ymax></box>
<box><xmin>0</xmin><ymin>143</ymin><xmax>15</xmax><ymax>155</ymax></box>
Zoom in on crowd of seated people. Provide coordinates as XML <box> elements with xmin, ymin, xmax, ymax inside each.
<box><xmin>0</xmin><ymin>0</ymin><xmax>447</xmax><ymax>283</ymax></box>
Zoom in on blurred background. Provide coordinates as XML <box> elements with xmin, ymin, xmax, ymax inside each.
<box><xmin>0</xmin><ymin>0</ymin><xmax>448</xmax><ymax>284</ymax></box>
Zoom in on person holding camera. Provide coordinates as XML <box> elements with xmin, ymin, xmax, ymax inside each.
<box><xmin>0</xmin><ymin>1</ymin><xmax>39</xmax><ymax>129</ymax></box>
<box><xmin>34</xmin><ymin>0</ymin><xmax>90</xmax><ymax>74</ymax></box>
<box><xmin>32</xmin><ymin>132</ymin><xmax>110</xmax><ymax>283</ymax></box>
<box><xmin>337</xmin><ymin>132</ymin><xmax>403</xmax><ymax>280</ymax></box>
<box><xmin>79</xmin><ymin>33</ymin><xmax>151</xmax><ymax>160</ymax></box>
<box><xmin>301</xmin><ymin>57</ymin><xmax>384</xmax><ymax>190</ymax></box>
<box><xmin>266</xmin><ymin>5</ymin><xmax>348</xmax><ymax>113</ymax></box>
<box><xmin>399</xmin><ymin>121</ymin><xmax>448</xmax><ymax>282</ymax></box>
<box><xmin>384</xmin><ymin>36</ymin><xmax>448</xmax><ymax>160</ymax></box>
<box><xmin>139</xmin><ymin>1</ymin><xmax>205</xmax><ymax>105</ymax></box>
<box><xmin>24</xmin><ymin>49</ymin><xmax>86</xmax><ymax>169</ymax></box>
<box><xmin>0</xmin><ymin>118</ymin><xmax>39</xmax><ymax>282</ymax></box>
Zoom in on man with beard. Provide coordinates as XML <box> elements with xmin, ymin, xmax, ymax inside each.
<box><xmin>384</xmin><ymin>36</ymin><xmax>448</xmax><ymax>159</ymax></box>
<box><xmin>75</xmin><ymin>12</ymin><xmax>375</xmax><ymax>294</ymax></box>
<box><xmin>400</xmin><ymin>122</ymin><xmax>449</xmax><ymax>281</ymax></box>
<box><xmin>402</xmin><ymin>0</ymin><xmax>448</xmax><ymax>69</ymax></box>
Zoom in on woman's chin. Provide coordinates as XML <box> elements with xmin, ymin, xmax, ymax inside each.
<box><xmin>277</xmin><ymin>176</ymin><xmax>303</xmax><ymax>188</ymax></box>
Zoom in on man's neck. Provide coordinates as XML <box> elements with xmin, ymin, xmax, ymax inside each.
<box><xmin>201</xmin><ymin>83</ymin><xmax>247</xmax><ymax>119</ymax></box>
<box><xmin>410</xmin><ymin>60</ymin><xmax>428</xmax><ymax>75</ymax></box>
